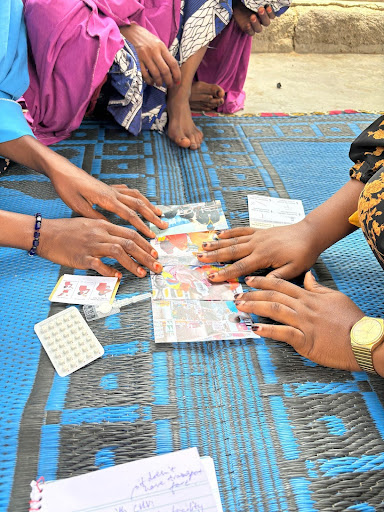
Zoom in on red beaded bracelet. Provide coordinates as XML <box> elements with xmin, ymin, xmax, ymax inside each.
<box><xmin>28</xmin><ymin>213</ymin><xmax>42</xmax><ymax>256</ymax></box>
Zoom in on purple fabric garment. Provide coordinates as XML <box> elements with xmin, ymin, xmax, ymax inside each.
<box><xmin>23</xmin><ymin>0</ymin><xmax>249</xmax><ymax>144</ymax></box>
<box><xmin>196</xmin><ymin>19</ymin><xmax>252</xmax><ymax>114</ymax></box>
<box><xmin>23</xmin><ymin>0</ymin><xmax>180</xmax><ymax>144</ymax></box>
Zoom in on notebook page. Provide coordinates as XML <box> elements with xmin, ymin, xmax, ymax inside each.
<box><xmin>200</xmin><ymin>457</ymin><xmax>223</xmax><ymax>512</ymax></box>
<box><xmin>38</xmin><ymin>448</ymin><xmax>218</xmax><ymax>512</ymax></box>
<box><xmin>248</xmin><ymin>195</ymin><xmax>305</xmax><ymax>229</ymax></box>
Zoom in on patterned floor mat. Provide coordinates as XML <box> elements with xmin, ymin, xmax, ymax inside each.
<box><xmin>1</xmin><ymin>113</ymin><xmax>384</xmax><ymax>512</ymax></box>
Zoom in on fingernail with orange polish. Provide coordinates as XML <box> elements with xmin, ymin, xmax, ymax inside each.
<box><xmin>151</xmin><ymin>250</ymin><xmax>158</xmax><ymax>259</ymax></box>
<box><xmin>154</xmin><ymin>262</ymin><xmax>162</xmax><ymax>272</ymax></box>
<box><xmin>115</xmin><ymin>272</ymin><xmax>122</xmax><ymax>279</ymax></box>
<box><xmin>208</xmin><ymin>273</ymin><xmax>217</xmax><ymax>280</ymax></box>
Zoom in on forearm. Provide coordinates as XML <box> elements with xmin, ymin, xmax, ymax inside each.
<box><xmin>0</xmin><ymin>210</ymin><xmax>36</xmax><ymax>250</ymax></box>
<box><xmin>302</xmin><ymin>178</ymin><xmax>364</xmax><ymax>255</ymax></box>
<box><xmin>0</xmin><ymin>135</ymin><xmax>81</xmax><ymax>180</ymax></box>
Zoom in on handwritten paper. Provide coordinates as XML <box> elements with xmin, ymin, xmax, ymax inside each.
<box><xmin>248</xmin><ymin>194</ymin><xmax>305</xmax><ymax>229</ymax></box>
<box><xmin>31</xmin><ymin>448</ymin><xmax>220</xmax><ymax>512</ymax></box>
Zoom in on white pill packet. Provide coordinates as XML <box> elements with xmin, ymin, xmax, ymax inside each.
<box><xmin>34</xmin><ymin>306</ymin><xmax>104</xmax><ymax>377</ymax></box>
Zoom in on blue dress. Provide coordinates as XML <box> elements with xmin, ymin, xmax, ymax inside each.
<box><xmin>0</xmin><ymin>0</ymin><xmax>34</xmax><ymax>172</ymax></box>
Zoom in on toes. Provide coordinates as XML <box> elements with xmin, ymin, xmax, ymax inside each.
<box><xmin>213</xmin><ymin>85</ymin><xmax>225</xmax><ymax>99</ymax></box>
<box><xmin>175</xmin><ymin>136</ymin><xmax>191</xmax><ymax>149</ymax></box>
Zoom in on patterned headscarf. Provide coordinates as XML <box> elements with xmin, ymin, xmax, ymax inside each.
<box><xmin>243</xmin><ymin>0</ymin><xmax>291</xmax><ymax>16</ymax></box>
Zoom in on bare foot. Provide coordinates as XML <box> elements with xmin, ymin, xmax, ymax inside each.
<box><xmin>190</xmin><ymin>82</ymin><xmax>225</xmax><ymax>111</ymax></box>
<box><xmin>167</xmin><ymin>86</ymin><xmax>203</xmax><ymax>150</ymax></box>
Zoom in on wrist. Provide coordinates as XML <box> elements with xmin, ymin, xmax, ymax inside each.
<box><xmin>0</xmin><ymin>211</ymin><xmax>37</xmax><ymax>251</ymax></box>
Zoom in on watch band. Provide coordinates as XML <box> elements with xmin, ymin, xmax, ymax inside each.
<box><xmin>351</xmin><ymin>316</ymin><xmax>384</xmax><ymax>374</ymax></box>
<box><xmin>351</xmin><ymin>346</ymin><xmax>377</xmax><ymax>373</ymax></box>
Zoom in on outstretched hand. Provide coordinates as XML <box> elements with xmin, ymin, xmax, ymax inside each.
<box><xmin>48</xmin><ymin>163</ymin><xmax>168</xmax><ymax>238</ymax></box>
<box><xmin>198</xmin><ymin>223</ymin><xmax>321</xmax><ymax>282</ymax></box>
<box><xmin>236</xmin><ymin>272</ymin><xmax>365</xmax><ymax>372</ymax></box>
<box><xmin>120</xmin><ymin>24</ymin><xmax>181</xmax><ymax>87</ymax></box>
<box><xmin>39</xmin><ymin>217</ymin><xmax>162</xmax><ymax>278</ymax></box>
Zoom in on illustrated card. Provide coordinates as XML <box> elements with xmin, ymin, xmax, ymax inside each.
<box><xmin>150</xmin><ymin>231</ymin><xmax>218</xmax><ymax>266</ymax></box>
<box><xmin>151</xmin><ymin>265</ymin><xmax>242</xmax><ymax>301</ymax></box>
<box><xmin>248</xmin><ymin>194</ymin><xmax>305</xmax><ymax>229</ymax></box>
<box><xmin>150</xmin><ymin>201</ymin><xmax>228</xmax><ymax>236</ymax></box>
<box><xmin>152</xmin><ymin>300</ymin><xmax>259</xmax><ymax>343</ymax></box>
<box><xmin>49</xmin><ymin>274</ymin><xmax>120</xmax><ymax>305</ymax></box>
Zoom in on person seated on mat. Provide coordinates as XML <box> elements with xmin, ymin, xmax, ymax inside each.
<box><xmin>0</xmin><ymin>0</ymin><xmax>167</xmax><ymax>279</ymax></box>
<box><xmin>196</xmin><ymin>116</ymin><xmax>384</xmax><ymax>377</ymax></box>
<box><xmin>22</xmin><ymin>0</ymin><xmax>285</xmax><ymax>151</ymax></box>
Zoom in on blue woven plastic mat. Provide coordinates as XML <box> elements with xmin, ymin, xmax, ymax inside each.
<box><xmin>1</xmin><ymin>113</ymin><xmax>384</xmax><ymax>512</ymax></box>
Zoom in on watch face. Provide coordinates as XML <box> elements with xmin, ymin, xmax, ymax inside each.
<box><xmin>352</xmin><ymin>317</ymin><xmax>384</xmax><ymax>347</ymax></box>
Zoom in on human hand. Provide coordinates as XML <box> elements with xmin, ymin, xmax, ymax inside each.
<box><xmin>38</xmin><ymin>217</ymin><xmax>162</xmax><ymax>277</ymax></box>
<box><xmin>120</xmin><ymin>24</ymin><xmax>181</xmax><ymax>87</ymax></box>
<box><xmin>47</xmin><ymin>163</ymin><xmax>168</xmax><ymax>238</ymax></box>
<box><xmin>236</xmin><ymin>272</ymin><xmax>365</xmax><ymax>372</ymax></box>
<box><xmin>197</xmin><ymin>222</ymin><xmax>321</xmax><ymax>282</ymax></box>
<box><xmin>233</xmin><ymin>2</ymin><xmax>276</xmax><ymax>36</ymax></box>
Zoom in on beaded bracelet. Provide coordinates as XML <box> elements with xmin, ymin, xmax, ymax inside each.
<box><xmin>28</xmin><ymin>213</ymin><xmax>42</xmax><ymax>256</ymax></box>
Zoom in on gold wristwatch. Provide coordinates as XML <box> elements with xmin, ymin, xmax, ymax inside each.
<box><xmin>350</xmin><ymin>316</ymin><xmax>384</xmax><ymax>374</ymax></box>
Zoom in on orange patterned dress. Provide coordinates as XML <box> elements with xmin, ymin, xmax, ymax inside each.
<box><xmin>350</xmin><ymin>116</ymin><xmax>384</xmax><ymax>267</ymax></box>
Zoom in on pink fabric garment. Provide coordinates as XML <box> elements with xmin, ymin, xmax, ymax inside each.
<box><xmin>23</xmin><ymin>0</ymin><xmax>249</xmax><ymax>144</ymax></box>
<box><xmin>196</xmin><ymin>19</ymin><xmax>252</xmax><ymax>114</ymax></box>
<box><xmin>23</xmin><ymin>0</ymin><xmax>180</xmax><ymax>144</ymax></box>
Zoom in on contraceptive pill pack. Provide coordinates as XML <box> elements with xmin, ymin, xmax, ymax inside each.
<box><xmin>34</xmin><ymin>307</ymin><xmax>104</xmax><ymax>377</ymax></box>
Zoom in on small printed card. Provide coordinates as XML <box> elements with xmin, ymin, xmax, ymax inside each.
<box><xmin>151</xmin><ymin>201</ymin><xmax>228</xmax><ymax>236</ymax></box>
<box><xmin>152</xmin><ymin>300</ymin><xmax>259</xmax><ymax>343</ymax></box>
<box><xmin>151</xmin><ymin>265</ymin><xmax>242</xmax><ymax>301</ymax></box>
<box><xmin>49</xmin><ymin>274</ymin><xmax>120</xmax><ymax>305</ymax></box>
<box><xmin>248</xmin><ymin>194</ymin><xmax>305</xmax><ymax>229</ymax></box>
<box><xmin>151</xmin><ymin>231</ymin><xmax>217</xmax><ymax>266</ymax></box>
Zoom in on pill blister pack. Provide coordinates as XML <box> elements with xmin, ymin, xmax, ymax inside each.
<box><xmin>34</xmin><ymin>307</ymin><xmax>104</xmax><ymax>377</ymax></box>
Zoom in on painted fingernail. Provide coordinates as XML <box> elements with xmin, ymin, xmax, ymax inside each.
<box><xmin>202</xmin><ymin>242</ymin><xmax>208</xmax><ymax>248</ymax></box>
<box><xmin>154</xmin><ymin>262</ymin><xmax>162</xmax><ymax>272</ymax></box>
<box><xmin>208</xmin><ymin>273</ymin><xmax>217</xmax><ymax>280</ymax></box>
<box><xmin>259</xmin><ymin>7</ymin><xmax>265</xmax><ymax>13</ymax></box>
<box><xmin>235</xmin><ymin>300</ymin><xmax>245</xmax><ymax>306</ymax></box>
<box><xmin>151</xmin><ymin>249</ymin><xmax>158</xmax><ymax>259</ymax></box>
<box><xmin>115</xmin><ymin>272</ymin><xmax>122</xmax><ymax>279</ymax></box>
<box><xmin>215</xmin><ymin>230</ymin><xmax>222</xmax><ymax>235</ymax></box>
<box><xmin>266</xmin><ymin>6</ymin><xmax>272</xmax><ymax>12</ymax></box>
<box><xmin>244</xmin><ymin>276</ymin><xmax>253</xmax><ymax>283</ymax></box>
<box><xmin>196</xmin><ymin>253</ymin><xmax>204</xmax><ymax>258</ymax></box>
<box><xmin>252</xmin><ymin>325</ymin><xmax>261</xmax><ymax>332</ymax></box>
<box><xmin>138</xmin><ymin>268</ymin><xmax>146</xmax><ymax>277</ymax></box>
